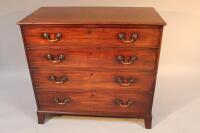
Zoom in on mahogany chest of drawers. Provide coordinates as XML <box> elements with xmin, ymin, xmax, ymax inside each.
<box><xmin>17</xmin><ymin>7</ymin><xmax>166</xmax><ymax>129</ymax></box>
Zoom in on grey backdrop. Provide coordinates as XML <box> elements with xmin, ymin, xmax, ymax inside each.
<box><xmin>0</xmin><ymin>0</ymin><xmax>200</xmax><ymax>133</ymax></box>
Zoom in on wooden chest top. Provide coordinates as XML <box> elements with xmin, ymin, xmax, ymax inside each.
<box><xmin>17</xmin><ymin>7</ymin><xmax>166</xmax><ymax>26</ymax></box>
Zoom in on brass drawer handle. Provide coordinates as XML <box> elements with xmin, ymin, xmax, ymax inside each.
<box><xmin>49</xmin><ymin>75</ymin><xmax>68</xmax><ymax>84</ymax></box>
<box><xmin>118</xmin><ymin>33</ymin><xmax>138</xmax><ymax>43</ymax></box>
<box><xmin>42</xmin><ymin>32</ymin><xmax>62</xmax><ymax>42</ymax></box>
<box><xmin>55</xmin><ymin>97</ymin><xmax>71</xmax><ymax>105</ymax></box>
<box><xmin>116</xmin><ymin>55</ymin><xmax>137</xmax><ymax>65</ymax></box>
<box><xmin>116</xmin><ymin>77</ymin><xmax>134</xmax><ymax>86</ymax></box>
<box><xmin>46</xmin><ymin>54</ymin><xmax>65</xmax><ymax>63</ymax></box>
<box><xmin>114</xmin><ymin>99</ymin><xmax>134</xmax><ymax>108</ymax></box>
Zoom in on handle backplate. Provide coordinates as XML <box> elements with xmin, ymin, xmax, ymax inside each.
<box><xmin>49</xmin><ymin>75</ymin><xmax>68</xmax><ymax>84</ymax></box>
<box><xmin>46</xmin><ymin>54</ymin><xmax>65</xmax><ymax>63</ymax></box>
<box><xmin>114</xmin><ymin>99</ymin><xmax>134</xmax><ymax>108</ymax></box>
<box><xmin>116</xmin><ymin>55</ymin><xmax>137</xmax><ymax>65</ymax></box>
<box><xmin>118</xmin><ymin>33</ymin><xmax>138</xmax><ymax>43</ymax></box>
<box><xmin>42</xmin><ymin>32</ymin><xmax>62</xmax><ymax>42</ymax></box>
<box><xmin>116</xmin><ymin>77</ymin><xmax>135</xmax><ymax>86</ymax></box>
<box><xmin>54</xmin><ymin>97</ymin><xmax>71</xmax><ymax>105</ymax></box>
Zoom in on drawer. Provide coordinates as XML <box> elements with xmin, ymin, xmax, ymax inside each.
<box><xmin>26</xmin><ymin>48</ymin><xmax>158</xmax><ymax>71</ymax></box>
<box><xmin>36</xmin><ymin>91</ymin><xmax>151</xmax><ymax>114</ymax></box>
<box><xmin>22</xmin><ymin>27</ymin><xmax>161</xmax><ymax>48</ymax></box>
<box><xmin>31</xmin><ymin>69</ymin><xmax>155</xmax><ymax>92</ymax></box>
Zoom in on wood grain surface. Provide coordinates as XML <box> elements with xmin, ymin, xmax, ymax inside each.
<box><xmin>22</xmin><ymin>27</ymin><xmax>161</xmax><ymax>48</ymax></box>
<box><xmin>31</xmin><ymin>69</ymin><xmax>155</xmax><ymax>92</ymax></box>
<box><xmin>17</xmin><ymin>7</ymin><xmax>166</xmax><ymax>26</ymax></box>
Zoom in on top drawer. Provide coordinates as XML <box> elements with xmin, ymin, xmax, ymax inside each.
<box><xmin>21</xmin><ymin>27</ymin><xmax>161</xmax><ymax>48</ymax></box>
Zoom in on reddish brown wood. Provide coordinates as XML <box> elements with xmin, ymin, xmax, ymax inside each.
<box><xmin>17</xmin><ymin>7</ymin><xmax>166</xmax><ymax>26</ymax></box>
<box><xmin>26</xmin><ymin>48</ymin><xmax>158</xmax><ymax>71</ymax></box>
<box><xmin>145</xmin><ymin>114</ymin><xmax>152</xmax><ymax>129</ymax></box>
<box><xmin>36</xmin><ymin>91</ymin><xmax>151</xmax><ymax>114</ymax></box>
<box><xmin>22</xmin><ymin>27</ymin><xmax>161</xmax><ymax>48</ymax></box>
<box><xmin>18</xmin><ymin>7</ymin><xmax>166</xmax><ymax>129</ymax></box>
<box><xmin>37</xmin><ymin>111</ymin><xmax>45</xmax><ymax>124</ymax></box>
<box><xmin>38</xmin><ymin>110</ymin><xmax>146</xmax><ymax>118</ymax></box>
<box><xmin>31</xmin><ymin>69</ymin><xmax>155</xmax><ymax>92</ymax></box>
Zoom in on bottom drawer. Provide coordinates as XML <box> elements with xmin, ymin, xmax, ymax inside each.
<box><xmin>36</xmin><ymin>91</ymin><xmax>151</xmax><ymax>115</ymax></box>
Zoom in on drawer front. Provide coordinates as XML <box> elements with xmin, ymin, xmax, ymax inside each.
<box><xmin>26</xmin><ymin>48</ymin><xmax>158</xmax><ymax>71</ymax></box>
<box><xmin>36</xmin><ymin>91</ymin><xmax>151</xmax><ymax>114</ymax></box>
<box><xmin>22</xmin><ymin>27</ymin><xmax>161</xmax><ymax>48</ymax></box>
<box><xmin>31</xmin><ymin>69</ymin><xmax>155</xmax><ymax>92</ymax></box>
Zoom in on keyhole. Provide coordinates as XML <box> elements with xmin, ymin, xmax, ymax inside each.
<box><xmin>89</xmin><ymin>52</ymin><xmax>92</xmax><ymax>56</ymax></box>
<box><xmin>87</xmin><ymin>30</ymin><xmax>92</xmax><ymax>34</ymax></box>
